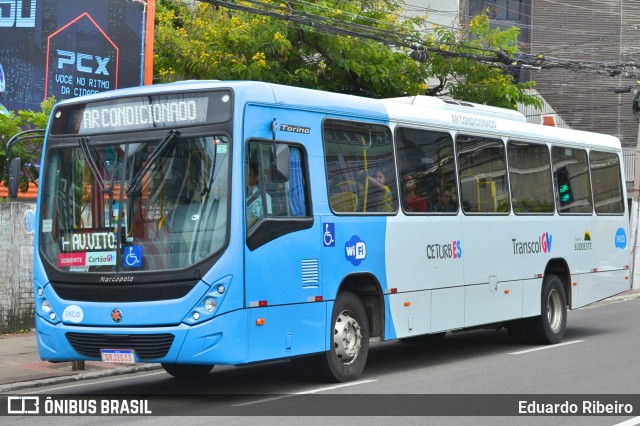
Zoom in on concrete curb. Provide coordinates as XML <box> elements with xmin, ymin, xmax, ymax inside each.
<box><xmin>0</xmin><ymin>364</ymin><xmax>162</xmax><ymax>394</ymax></box>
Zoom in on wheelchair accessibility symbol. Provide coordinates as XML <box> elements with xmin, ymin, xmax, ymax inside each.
<box><xmin>124</xmin><ymin>246</ymin><xmax>142</xmax><ymax>268</ymax></box>
<box><xmin>323</xmin><ymin>223</ymin><xmax>335</xmax><ymax>247</ymax></box>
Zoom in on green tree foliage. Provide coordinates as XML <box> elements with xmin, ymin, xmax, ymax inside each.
<box><xmin>426</xmin><ymin>14</ymin><xmax>542</xmax><ymax>109</ymax></box>
<box><xmin>155</xmin><ymin>0</ymin><xmax>430</xmax><ymax>97</ymax></box>
<box><xmin>0</xmin><ymin>97</ymin><xmax>56</xmax><ymax>191</ymax></box>
<box><xmin>154</xmin><ymin>1</ymin><xmax>541</xmax><ymax>109</ymax></box>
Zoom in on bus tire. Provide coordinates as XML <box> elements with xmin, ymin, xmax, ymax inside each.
<box><xmin>528</xmin><ymin>274</ymin><xmax>567</xmax><ymax>344</ymax></box>
<box><xmin>161</xmin><ymin>363</ymin><xmax>214</xmax><ymax>378</ymax></box>
<box><xmin>320</xmin><ymin>291</ymin><xmax>369</xmax><ymax>382</ymax></box>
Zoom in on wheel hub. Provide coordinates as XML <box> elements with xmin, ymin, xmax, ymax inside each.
<box><xmin>333</xmin><ymin>311</ymin><xmax>362</xmax><ymax>365</ymax></box>
<box><xmin>547</xmin><ymin>288</ymin><xmax>563</xmax><ymax>333</ymax></box>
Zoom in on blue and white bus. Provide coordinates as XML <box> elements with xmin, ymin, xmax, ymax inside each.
<box><xmin>26</xmin><ymin>81</ymin><xmax>630</xmax><ymax>381</ymax></box>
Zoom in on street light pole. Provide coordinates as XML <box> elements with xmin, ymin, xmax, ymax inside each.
<box><xmin>630</xmin><ymin>108</ymin><xmax>640</xmax><ymax>289</ymax></box>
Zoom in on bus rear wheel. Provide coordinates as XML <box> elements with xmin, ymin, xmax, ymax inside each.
<box><xmin>161</xmin><ymin>363</ymin><xmax>214</xmax><ymax>378</ymax></box>
<box><xmin>319</xmin><ymin>291</ymin><xmax>369</xmax><ymax>382</ymax></box>
<box><xmin>528</xmin><ymin>274</ymin><xmax>567</xmax><ymax>344</ymax></box>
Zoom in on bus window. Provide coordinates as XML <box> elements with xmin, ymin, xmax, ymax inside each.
<box><xmin>323</xmin><ymin>119</ymin><xmax>397</xmax><ymax>214</ymax></box>
<box><xmin>246</xmin><ymin>146</ymin><xmax>272</xmax><ymax>229</ymax></box>
<box><xmin>507</xmin><ymin>141</ymin><xmax>554</xmax><ymax>214</ymax></box>
<box><xmin>395</xmin><ymin>127</ymin><xmax>457</xmax><ymax>214</ymax></box>
<box><xmin>40</xmin><ymin>134</ymin><xmax>231</xmax><ymax>272</ymax></box>
<box><xmin>551</xmin><ymin>147</ymin><xmax>592</xmax><ymax>214</ymax></box>
<box><xmin>590</xmin><ymin>150</ymin><xmax>624</xmax><ymax>214</ymax></box>
<box><xmin>456</xmin><ymin>135</ymin><xmax>508</xmax><ymax>214</ymax></box>
<box><xmin>246</xmin><ymin>141</ymin><xmax>311</xmax><ymax>229</ymax></box>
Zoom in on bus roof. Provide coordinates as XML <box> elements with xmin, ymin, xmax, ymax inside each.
<box><xmin>383</xmin><ymin>95</ymin><xmax>528</xmax><ymax>122</ymax></box>
<box><xmin>54</xmin><ymin>80</ymin><xmax>621</xmax><ymax>151</ymax></box>
<box><xmin>381</xmin><ymin>97</ymin><xmax>622</xmax><ymax>152</ymax></box>
<box><xmin>55</xmin><ymin>80</ymin><xmax>388</xmax><ymax>121</ymax></box>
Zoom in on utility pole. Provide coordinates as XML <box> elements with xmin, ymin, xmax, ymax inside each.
<box><xmin>630</xmin><ymin>93</ymin><xmax>640</xmax><ymax>289</ymax></box>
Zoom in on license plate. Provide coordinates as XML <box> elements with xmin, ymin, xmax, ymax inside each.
<box><xmin>100</xmin><ymin>349</ymin><xmax>136</xmax><ymax>364</ymax></box>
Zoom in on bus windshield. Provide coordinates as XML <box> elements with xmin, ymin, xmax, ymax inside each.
<box><xmin>39</xmin><ymin>133</ymin><xmax>230</xmax><ymax>273</ymax></box>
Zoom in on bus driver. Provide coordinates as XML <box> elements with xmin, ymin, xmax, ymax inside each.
<box><xmin>246</xmin><ymin>163</ymin><xmax>272</xmax><ymax>227</ymax></box>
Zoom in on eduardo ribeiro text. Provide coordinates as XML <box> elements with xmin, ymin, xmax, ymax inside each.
<box><xmin>519</xmin><ymin>400</ymin><xmax>634</xmax><ymax>415</ymax></box>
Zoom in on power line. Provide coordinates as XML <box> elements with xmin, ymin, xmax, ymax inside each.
<box><xmin>201</xmin><ymin>0</ymin><xmax>515</xmax><ymax>64</ymax></box>
<box><xmin>196</xmin><ymin>0</ymin><xmax>640</xmax><ymax>79</ymax></box>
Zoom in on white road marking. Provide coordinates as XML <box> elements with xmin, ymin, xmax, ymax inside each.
<box><xmin>612</xmin><ymin>417</ymin><xmax>640</xmax><ymax>426</ymax></box>
<box><xmin>232</xmin><ymin>379</ymin><xmax>378</xmax><ymax>407</ymax></box>
<box><xmin>509</xmin><ymin>340</ymin><xmax>584</xmax><ymax>355</ymax></box>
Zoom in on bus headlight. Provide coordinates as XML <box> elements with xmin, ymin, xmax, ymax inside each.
<box><xmin>204</xmin><ymin>297</ymin><xmax>217</xmax><ymax>312</ymax></box>
<box><xmin>41</xmin><ymin>299</ymin><xmax>52</xmax><ymax>313</ymax></box>
<box><xmin>182</xmin><ymin>277</ymin><xmax>231</xmax><ymax>325</ymax></box>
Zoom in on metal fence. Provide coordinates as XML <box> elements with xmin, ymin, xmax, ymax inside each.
<box><xmin>623</xmin><ymin>147</ymin><xmax>635</xmax><ymax>185</ymax></box>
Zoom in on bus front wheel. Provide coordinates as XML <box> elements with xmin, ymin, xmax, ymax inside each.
<box><xmin>529</xmin><ymin>274</ymin><xmax>567</xmax><ymax>344</ymax></box>
<box><xmin>319</xmin><ymin>291</ymin><xmax>369</xmax><ymax>382</ymax></box>
<box><xmin>161</xmin><ymin>363</ymin><xmax>214</xmax><ymax>378</ymax></box>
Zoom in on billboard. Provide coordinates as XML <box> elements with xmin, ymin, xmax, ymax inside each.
<box><xmin>0</xmin><ymin>0</ymin><xmax>148</xmax><ymax>113</ymax></box>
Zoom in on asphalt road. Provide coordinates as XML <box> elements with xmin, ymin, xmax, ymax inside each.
<box><xmin>5</xmin><ymin>297</ymin><xmax>640</xmax><ymax>425</ymax></box>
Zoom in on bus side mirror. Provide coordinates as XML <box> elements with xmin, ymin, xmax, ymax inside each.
<box><xmin>8</xmin><ymin>157</ymin><xmax>21</xmax><ymax>198</ymax></box>
<box><xmin>271</xmin><ymin>143</ymin><xmax>289</xmax><ymax>183</ymax></box>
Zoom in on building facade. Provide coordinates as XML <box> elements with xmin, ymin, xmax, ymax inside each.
<box><xmin>464</xmin><ymin>0</ymin><xmax>640</xmax><ymax>150</ymax></box>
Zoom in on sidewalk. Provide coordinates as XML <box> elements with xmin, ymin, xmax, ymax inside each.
<box><xmin>0</xmin><ymin>332</ymin><xmax>161</xmax><ymax>393</ymax></box>
<box><xmin>1</xmin><ymin>289</ymin><xmax>639</xmax><ymax>394</ymax></box>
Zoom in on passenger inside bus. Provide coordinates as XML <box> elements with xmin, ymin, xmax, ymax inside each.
<box><xmin>435</xmin><ymin>187</ymin><xmax>458</xmax><ymax>212</ymax></box>
<box><xmin>246</xmin><ymin>162</ymin><xmax>272</xmax><ymax>227</ymax></box>
<box><xmin>403</xmin><ymin>175</ymin><xmax>428</xmax><ymax>212</ymax></box>
<box><xmin>366</xmin><ymin>169</ymin><xmax>393</xmax><ymax>212</ymax></box>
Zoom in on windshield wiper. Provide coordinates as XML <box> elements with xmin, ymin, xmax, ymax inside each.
<box><xmin>126</xmin><ymin>129</ymin><xmax>181</xmax><ymax>195</ymax></box>
<box><xmin>200</xmin><ymin>138</ymin><xmax>220</xmax><ymax>200</ymax></box>
<box><xmin>79</xmin><ymin>136</ymin><xmax>112</xmax><ymax>194</ymax></box>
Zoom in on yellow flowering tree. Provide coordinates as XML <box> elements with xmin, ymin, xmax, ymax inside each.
<box><xmin>154</xmin><ymin>0</ymin><xmax>541</xmax><ymax>108</ymax></box>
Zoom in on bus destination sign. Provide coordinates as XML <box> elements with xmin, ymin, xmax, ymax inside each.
<box><xmin>82</xmin><ymin>98</ymin><xmax>208</xmax><ymax>132</ymax></box>
<box><xmin>51</xmin><ymin>91</ymin><xmax>232</xmax><ymax>135</ymax></box>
